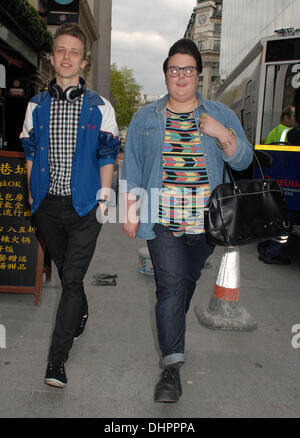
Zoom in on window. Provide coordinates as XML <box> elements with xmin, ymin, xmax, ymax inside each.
<box><xmin>212</xmin><ymin>62</ymin><xmax>219</xmax><ymax>77</ymax></box>
<box><xmin>38</xmin><ymin>0</ymin><xmax>47</xmax><ymax>21</ymax></box>
<box><xmin>214</xmin><ymin>40</ymin><xmax>221</xmax><ymax>52</ymax></box>
<box><xmin>214</xmin><ymin>23</ymin><xmax>221</xmax><ymax>34</ymax></box>
<box><xmin>38</xmin><ymin>0</ymin><xmax>47</xmax><ymax>10</ymax></box>
<box><xmin>198</xmin><ymin>40</ymin><xmax>205</xmax><ymax>51</ymax></box>
<box><xmin>261</xmin><ymin>63</ymin><xmax>298</xmax><ymax>142</ymax></box>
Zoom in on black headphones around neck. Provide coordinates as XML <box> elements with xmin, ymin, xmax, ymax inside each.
<box><xmin>48</xmin><ymin>77</ymin><xmax>86</xmax><ymax>103</ymax></box>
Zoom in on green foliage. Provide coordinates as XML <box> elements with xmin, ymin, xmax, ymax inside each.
<box><xmin>110</xmin><ymin>63</ymin><xmax>142</xmax><ymax>129</ymax></box>
<box><xmin>0</xmin><ymin>0</ymin><xmax>53</xmax><ymax>52</ymax></box>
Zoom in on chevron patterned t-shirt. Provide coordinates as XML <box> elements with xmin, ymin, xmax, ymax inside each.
<box><xmin>158</xmin><ymin>109</ymin><xmax>211</xmax><ymax>236</ymax></box>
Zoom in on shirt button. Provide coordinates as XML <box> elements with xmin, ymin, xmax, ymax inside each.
<box><xmin>41</xmin><ymin>168</ymin><xmax>45</xmax><ymax>172</ymax></box>
<box><xmin>41</xmin><ymin>146</ymin><xmax>44</xmax><ymax>150</ymax></box>
<box><xmin>40</xmin><ymin>125</ymin><xmax>43</xmax><ymax>129</ymax></box>
<box><xmin>82</xmin><ymin>125</ymin><xmax>85</xmax><ymax>129</ymax></box>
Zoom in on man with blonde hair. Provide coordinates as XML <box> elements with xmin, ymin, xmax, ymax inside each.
<box><xmin>21</xmin><ymin>23</ymin><xmax>120</xmax><ymax>387</ymax></box>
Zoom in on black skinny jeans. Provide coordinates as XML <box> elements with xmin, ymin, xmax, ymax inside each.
<box><xmin>33</xmin><ymin>195</ymin><xmax>101</xmax><ymax>363</ymax></box>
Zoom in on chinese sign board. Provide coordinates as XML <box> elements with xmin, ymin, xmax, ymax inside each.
<box><xmin>0</xmin><ymin>151</ymin><xmax>43</xmax><ymax>305</ymax></box>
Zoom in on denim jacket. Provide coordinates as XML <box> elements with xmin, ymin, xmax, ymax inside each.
<box><xmin>21</xmin><ymin>89</ymin><xmax>120</xmax><ymax>216</ymax></box>
<box><xmin>121</xmin><ymin>93</ymin><xmax>253</xmax><ymax>239</ymax></box>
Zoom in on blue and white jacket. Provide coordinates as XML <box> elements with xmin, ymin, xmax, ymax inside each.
<box><xmin>20</xmin><ymin>89</ymin><xmax>120</xmax><ymax>216</ymax></box>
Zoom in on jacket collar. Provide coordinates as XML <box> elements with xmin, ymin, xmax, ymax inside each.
<box><xmin>32</xmin><ymin>89</ymin><xmax>105</xmax><ymax>107</ymax></box>
<box><xmin>84</xmin><ymin>89</ymin><xmax>105</xmax><ymax>106</ymax></box>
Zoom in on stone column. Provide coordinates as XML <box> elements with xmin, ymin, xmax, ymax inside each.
<box><xmin>202</xmin><ymin>62</ymin><xmax>212</xmax><ymax>99</ymax></box>
<box><xmin>93</xmin><ymin>0</ymin><xmax>112</xmax><ymax>100</ymax></box>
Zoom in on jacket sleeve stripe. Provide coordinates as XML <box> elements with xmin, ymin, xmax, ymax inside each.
<box><xmin>19</xmin><ymin>102</ymin><xmax>37</xmax><ymax>139</ymax></box>
<box><xmin>20</xmin><ymin>102</ymin><xmax>38</xmax><ymax>160</ymax></box>
<box><xmin>98</xmin><ymin>98</ymin><xmax>120</xmax><ymax>138</ymax></box>
<box><xmin>98</xmin><ymin>98</ymin><xmax>121</xmax><ymax>164</ymax></box>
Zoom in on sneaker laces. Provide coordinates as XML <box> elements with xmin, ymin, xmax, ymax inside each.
<box><xmin>79</xmin><ymin>314</ymin><xmax>88</xmax><ymax>329</ymax></box>
<box><xmin>49</xmin><ymin>360</ymin><xmax>64</xmax><ymax>374</ymax></box>
<box><xmin>161</xmin><ymin>367</ymin><xmax>179</xmax><ymax>383</ymax></box>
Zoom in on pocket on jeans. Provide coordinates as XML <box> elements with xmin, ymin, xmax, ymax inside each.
<box><xmin>33</xmin><ymin>198</ymin><xmax>46</xmax><ymax>214</ymax></box>
<box><xmin>153</xmin><ymin>223</ymin><xmax>171</xmax><ymax>237</ymax></box>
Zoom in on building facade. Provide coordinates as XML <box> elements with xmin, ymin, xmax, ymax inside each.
<box><xmin>0</xmin><ymin>0</ymin><xmax>50</xmax><ymax>150</ymax></box>
<box><xmin>185</xmin><ymin>0</ymin><xmax>222</xmax><ymax>99</ymax></box>
<box><xmin>0</xmin><ymin>0</ymin><xmax>112</xmax><ymax>151</ymax></box>
<box><xmin>93</xmin><ymin>0</ymin><xmax>112</xmax><ymax>100</ymax></box>
<box><xmin>220</xmin><ymin>0</ymin><xmax>300</xmax><ymax>79</ymax></box>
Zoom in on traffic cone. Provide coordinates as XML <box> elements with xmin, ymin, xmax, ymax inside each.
<box><xmin>195</xmin><ymin>246</ymin><xmax>257</xmax><ymax>331</ymax></box>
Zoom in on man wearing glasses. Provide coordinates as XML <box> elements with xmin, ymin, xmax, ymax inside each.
<box><xmin>121</xmin><ymin>39</ymin><xmax>253</xmax><ymax>403</ymax></box>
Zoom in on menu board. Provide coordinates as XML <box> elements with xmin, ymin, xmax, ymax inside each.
<box><xmin>0</xmin><ymin>151</ymin><xmax>44</xmax><ymax>305</ymax></box>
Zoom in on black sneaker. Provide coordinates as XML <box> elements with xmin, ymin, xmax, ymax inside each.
<box><xmin>45</xmin><ymin>360</ymin><xmax>67</xmax><ymax>388</ymax></box>
<box><xmin>74</xmin><ymin>313</ymin><xmax>88</xmax><ymax>340</ymax></box>
<box><xmin>258</xmin><ymin>255</ymin><xmax>291</xmax><ymax>265</ymax></box>
<box><xmin>154</xmin><ymin>367</ymin><xmax>182</xmax><ymax>403</ymax></box>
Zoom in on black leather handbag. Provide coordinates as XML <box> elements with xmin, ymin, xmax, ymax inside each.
<box><xmin>204</xmin><ymin>153</ymin><xmax>290</xmax><ymax>246</ymax></box>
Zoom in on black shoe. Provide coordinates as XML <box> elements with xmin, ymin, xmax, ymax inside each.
<box><xmin>45</xmin><ymin>360</ymin><xmax>67</xmax><ymax>388</ymax></box>
<box><xmin>258</xmin><ymin>255</ymin><xmax>291</xmax><ymax>265</ymax></box>
<box><xmin>154</xmin><ymin>367</ymin><xmax>182</xmax><ymax>403</ymax></box>
<box><xmin>74</xmin><ymin>313</ymin><xmax>88</xmax><ymax>340</ymax></box>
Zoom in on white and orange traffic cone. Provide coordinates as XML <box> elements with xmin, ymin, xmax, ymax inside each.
<box><xmin>195</xmin><ymin>246</ymin><xmax>257</xmax><ymax>331</ymax></box>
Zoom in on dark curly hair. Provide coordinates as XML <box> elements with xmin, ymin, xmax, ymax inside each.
<box><xmin>163</xmin><ymin>38</ymin><xmax>202</xmax><ymax>75</ymax></box>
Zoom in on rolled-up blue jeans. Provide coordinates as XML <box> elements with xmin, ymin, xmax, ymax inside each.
<box><xmin>147</xmin><ymin>223</ymin><xmax>215</xmax><ymax>368</ymax></box>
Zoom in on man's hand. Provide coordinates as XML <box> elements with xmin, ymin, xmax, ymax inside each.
<box><xmin>122</xmin><ymin>193</ymin><xmax>139</xmax><ymax>239</ymax></box>
<box><xmin>199</xmin><ymin>113</ymin><xmax>228</xmax><ymax>140</ymax></box>
<box><xmin>28</xmin><ymin>193</ymin><xmax>33</xmax><ymax>206</ymax></box>
<box><xmin>122</xmin><ymin>222</ymin><xmax>139</xmax><ymax>239</ymax></box>
<box><xmin>25</xmin><ymin>160</ymin><xmax>33</xmax><ymax>206</ymax></box>
<box><xmin>199</xmin><ymin>113</ymin><xmax>237</xmax><ymax>155</ymax></box>
<box><xmin>97</xmin><ymin>201</ymin><xmax>108</xmax><ymax>223</ymax></box>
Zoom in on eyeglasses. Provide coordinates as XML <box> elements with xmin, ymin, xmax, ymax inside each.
<box><xmin>167</xmin><ymin>66</ymin><xmax>198</xmax><ymax>78</ymax></box>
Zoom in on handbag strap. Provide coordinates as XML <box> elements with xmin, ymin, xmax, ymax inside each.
<box><xmin>223</xmin><ymin>149</ymin><xmax>265</xmax><ymax>184</ymax></box>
